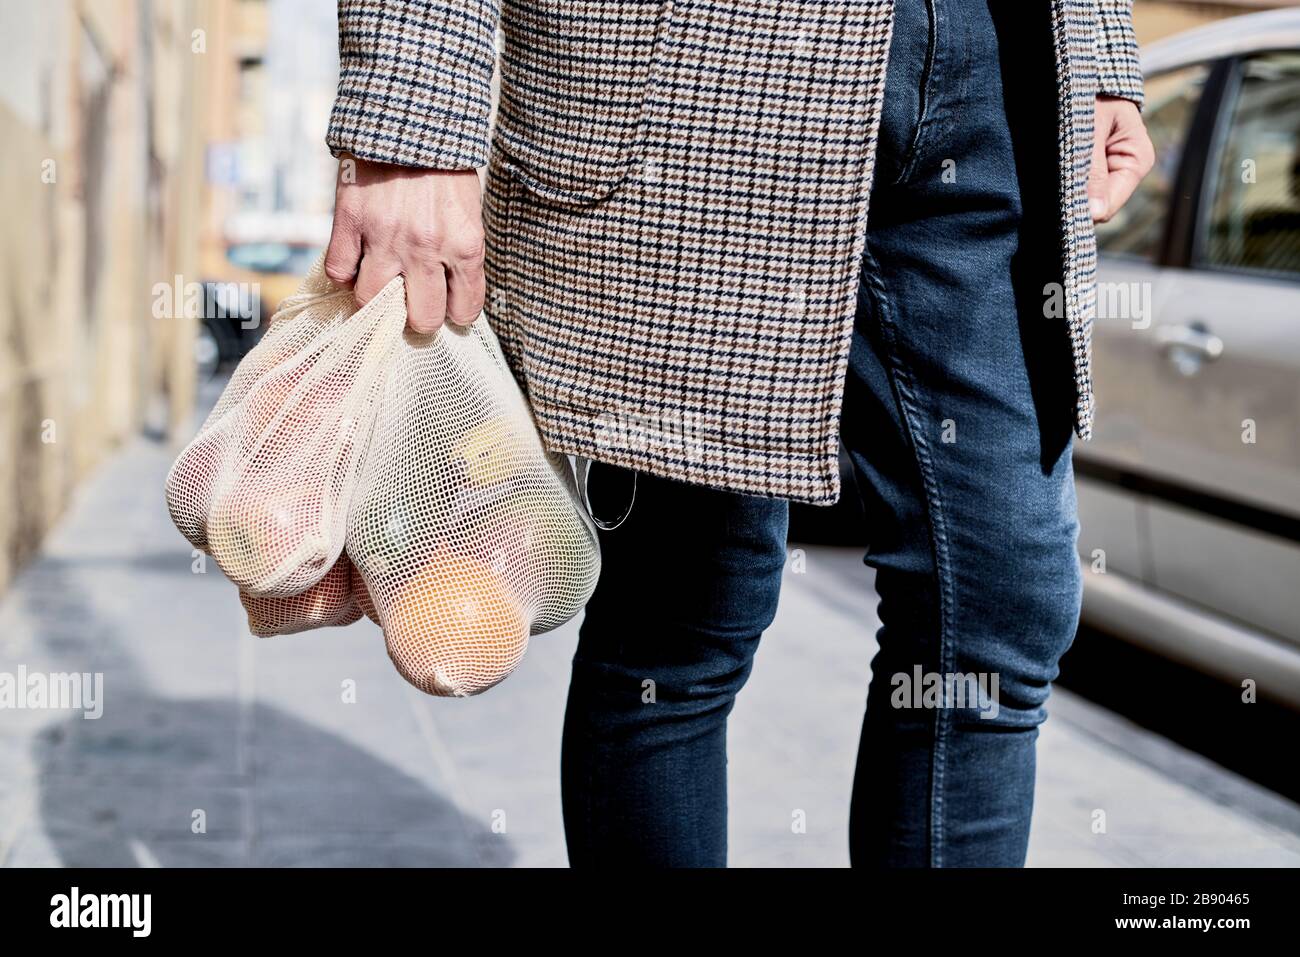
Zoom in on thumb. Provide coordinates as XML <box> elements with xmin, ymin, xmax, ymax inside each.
<box><xmin>1087</xmin><ymin>128</ymin><xmax>1110</xmax><ymax>222</ymax></box>
<box><xmin>1104</xmin><ymin>167</ymin><xmax>1142</xmax><ymax>223</ymax></box>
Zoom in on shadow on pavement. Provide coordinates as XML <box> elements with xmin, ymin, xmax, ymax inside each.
<box><xmin>33</xmin><ymin>694</ymin><xmax>514</xmax><ymax>867</ymax></box>
<box><xmin>17</xmin><ymin>513</ymin><xmax>514</xmax><ymax>868</ymax></box>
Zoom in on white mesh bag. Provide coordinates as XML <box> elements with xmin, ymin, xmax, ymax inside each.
<box><xmin>166</xmin><ymin>261</ymin><xmax>404</xmax><ymax>595</ymax></box>
<box><xmin>167</xmin><ymin>256</ymin><xmax>601</xmax><ymax>696</ymax></box>
<box><xmin>347</xmin><ymin>297</ymin><xmax>602</xmax><ymax>697</ymax></box>
<box><xmin>239</xmin><ymin>555</ymin><xmax>375</xmax><ymax>637</ymax></box>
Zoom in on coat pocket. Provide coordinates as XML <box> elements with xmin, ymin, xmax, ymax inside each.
<box><xmin>494</xmin><ymin>0</ymin><xmax>674</xmax><ymax>206</ymax></box>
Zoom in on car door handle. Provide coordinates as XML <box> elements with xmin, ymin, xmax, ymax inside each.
<box><xmin>1156</xmin><ymin>324</ymin><xmax>1224</xmax><ymax>361</ymax></box>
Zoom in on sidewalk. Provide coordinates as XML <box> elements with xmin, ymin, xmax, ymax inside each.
<box><xmin>2</xmin><ymin>411</ymin><xmax>1299</xmax><ymax>867</ymax></box>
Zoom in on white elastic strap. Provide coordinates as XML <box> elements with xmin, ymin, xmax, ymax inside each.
<box><xmin>575</xmin><ymin>456</ymin><xmax>636</xmax><ymax>531</ymax></box>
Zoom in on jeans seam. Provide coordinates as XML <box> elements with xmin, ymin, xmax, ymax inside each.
<box><xmin>861</xmin><ymin>254</ymin><xmax>958</xmax><ymax>869</ymax></box>
<box><xmin>894</xmin><ymin>0</ymin><xmax>940</xmax><ymax>185</ymax></box>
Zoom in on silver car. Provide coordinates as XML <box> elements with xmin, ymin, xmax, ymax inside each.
<box><xmin>1080</xmin><ymin>8</ymin><xmax>1300</xmax><ymax>708</ymax></box>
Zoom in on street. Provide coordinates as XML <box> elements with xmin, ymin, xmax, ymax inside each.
<box><xmin>2</xmin><ymin>392</ymin><xmax>1299</xmax><ymax>868</ymax></box>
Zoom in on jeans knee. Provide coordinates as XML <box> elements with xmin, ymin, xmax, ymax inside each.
<box><xmin>960</xmin><ymin>549</ymin><xmax>1081</xmax><ymax>720</ymax></box>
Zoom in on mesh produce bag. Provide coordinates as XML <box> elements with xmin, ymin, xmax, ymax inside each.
<box><xmin>347</xmin><ymin>297</ymin><xmax>602</xmax><ymax>696</ymax></box>
<box><xmin>166</xmin><ymin>262</ymin><xmax>404</xmax><ymax>596</ymax></box>
<box><xmin>239</xmin><ymin>554</ymin><xmax>377</xmax><ymax>637</ymax></box>
<box><xmin>166</xmin><ymin>256</ymin><xmax>601</xmax><ymax>697</ymax></box>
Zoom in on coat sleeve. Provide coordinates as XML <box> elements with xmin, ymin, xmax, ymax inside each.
<box><xmin>1094</xmin><ymin>0</ymin><xmax>1145</xmax><ymax>108</ymax></box>
<box><xmin>326</xmin><ymin>0</ymin><xmax>501</xmax><ymax>169</ymax></box>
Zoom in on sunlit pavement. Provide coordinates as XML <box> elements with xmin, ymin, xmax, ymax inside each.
<box><xmin>2</xmin><ymin>399</ymin><xmax>1299</xmax><ymax>867</ymax></box>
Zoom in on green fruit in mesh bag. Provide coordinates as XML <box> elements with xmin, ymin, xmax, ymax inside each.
<box><xmin>351</xmin><ymin>489</ymin><xmax>432</xmax><ymax>574</ymax></box>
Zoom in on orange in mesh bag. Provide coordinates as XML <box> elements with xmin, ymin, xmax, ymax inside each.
<box><xmin>166</xmin><ymin>255</ymin><xmax>601</xmax><ymax>697</ymax></box>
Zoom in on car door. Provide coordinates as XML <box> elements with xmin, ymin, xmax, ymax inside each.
<box><xmin>1080</xmin><ymin>62</ymin><xmax>1216</xmax><ymax>581</ymax></box>
<box><xmin>1137</xmin><ymin>50</ymin><xmax>1300</xmax><ymax>645</ymax></box>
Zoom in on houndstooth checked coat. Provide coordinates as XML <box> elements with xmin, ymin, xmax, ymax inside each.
<box><xmin>327</xmin><ymin>0</ymin><xmax>1145</xmax><ymax>505</ymax></box>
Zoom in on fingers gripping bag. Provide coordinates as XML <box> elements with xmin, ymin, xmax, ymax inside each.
<box><xmin>165</xmin><ymin>259</ymin><xmax>405</xmax><ymax>596</ymax></box>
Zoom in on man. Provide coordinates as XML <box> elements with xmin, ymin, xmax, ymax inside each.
<box><xmin>324</xmin><ymin>0</ymin><xmax>1154</xmax><ymax>866</ymax></box>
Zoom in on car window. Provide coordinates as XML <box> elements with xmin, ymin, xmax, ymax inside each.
<box><xmin>227</xmin><ymin>242</ymin><xmax>294</xmax><ymax>273</ymax></box>
<box><xmin>1096</xmin><ymin>64</ymin><xmax>1211</xmax><ymax>261</ymax></box>
<box><xmin>1199</xmin><ymin>51</ymin><xmax>1300</xmax><ymax>279</ymax></box>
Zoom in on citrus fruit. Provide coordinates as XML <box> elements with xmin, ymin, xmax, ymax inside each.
<box><xmin>382</xmin><ymin>547</ymin><xmax>529</xmax><ymax>697</ymax></box>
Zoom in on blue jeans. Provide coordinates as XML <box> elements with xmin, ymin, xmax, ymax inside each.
<box><xmin>561</xmin><ymin>0</ymin><xmax>1082</xmax><ymax>867</ymax></box>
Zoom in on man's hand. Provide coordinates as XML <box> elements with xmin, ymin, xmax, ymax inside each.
<box><xmin>1088</xmin><ymin>96</ymin><xmax>1156</xmax><ymax>224</ymax></box>
<box><xmin>324</xmin><ymin>156</ymin><xmax>485</xmax><ymax>333</ymax></box>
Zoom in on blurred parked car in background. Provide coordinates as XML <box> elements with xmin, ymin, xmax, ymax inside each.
<box><xmin>194</xmin><ymin>279</ymin><xmax>268</xmax><ymax>379</ymax></box>
<box><xmin>194</xmin><ymin>212</ymin><xmax>328</xmax><ymax>375</ymax></box>
<box><xmin>1081</xmin><ymin>8</ymin><xmax>1300</xmax><ymax>709</ymax></box>
<box><xmin>222</xmin><ymin>238</ymin><xmax>324</xmax><ymax>311</ymax></box>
